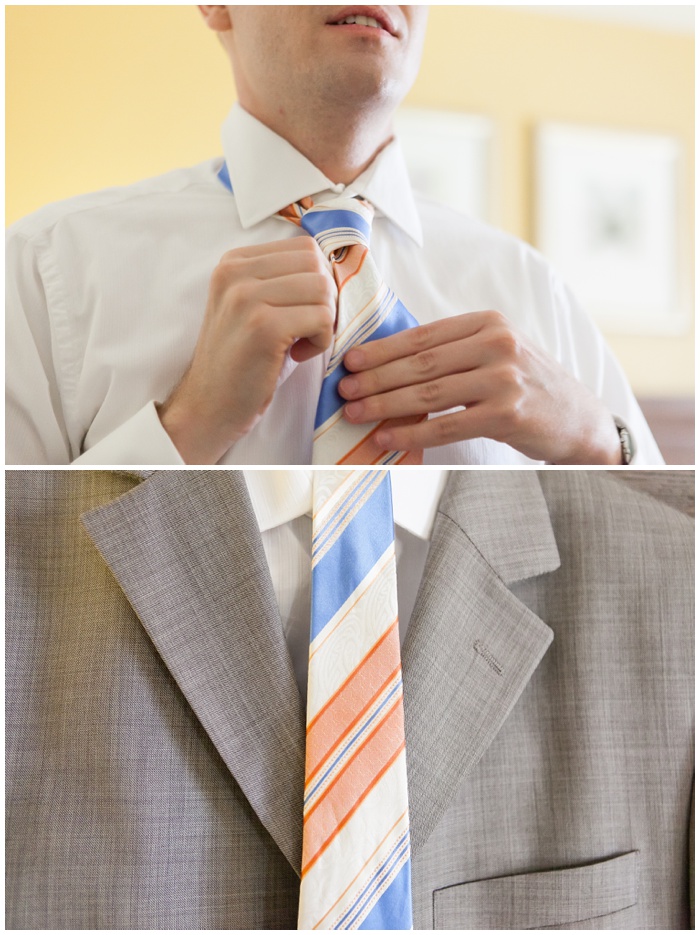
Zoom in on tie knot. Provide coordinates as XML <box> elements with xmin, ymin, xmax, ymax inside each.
<box><xmin>298</xmin><ymin>197</ymin><xmax>374</xmax><ymax>259</ymax></box>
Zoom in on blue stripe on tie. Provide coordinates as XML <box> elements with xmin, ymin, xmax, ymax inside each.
<box><xmin>314</xmin><ymin>296</ymin><xmax>420</xmax><ymax>430</ymax></box>
<box><xmin>312</xmin><ymin>471</ymin><xmax>377</xmax><ymax>556</ymax></box>
<box><xmin>217</xmin><ymin>160</ymin><xmax>232</xmax><ymax>192</ymax></box>
<box><xmin>311</xmin><ymin>476</ymin><xmax>393</xmax><ymax>641</ymax></box>
<box><xmin>357</xmin><ymin>855</ymin><xmax>413</xmax><ymax>930</ymax></box>
<box><xmin>336</xmin><ymin>830</ymin><xmax>410</xmax><ymax>928</ymax></box>
<box><xmin>301</xmin><ymin>208</ymin><xmax>371</xmax><ymax>244</ymax></box>
<box><xmin>314</xmin><ymin>361</ymin><xmax>351</xmax><ymax>430</ymax></box>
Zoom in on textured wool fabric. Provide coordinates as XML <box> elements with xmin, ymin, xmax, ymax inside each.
<box><xmin>5</xmin><ymin>469</ymin><xmax>694</xmax><ymax>929</ymax></box>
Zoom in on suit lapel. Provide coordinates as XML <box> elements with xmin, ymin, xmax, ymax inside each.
<box><xmin>403</xmin><ymin>470</ymin><xmax>560</xmax><ymax>855</ymax></box>
<box><xmin>81</xmin><ymin>469</ymin><xmax>560</xmax><ymax>871</ymax></box>
<box><xmin>81</xmin><ymin>470</ymin><xmax>306</xmax><ymax>875</ymax></box>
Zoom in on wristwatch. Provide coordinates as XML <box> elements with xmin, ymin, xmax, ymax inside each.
<box><xmin>613</xmin><ymin>417</ymin><xmax>634</xmax><ymax>465</ymax></box>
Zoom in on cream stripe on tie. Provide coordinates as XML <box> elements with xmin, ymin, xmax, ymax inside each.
<box><xmin>280</xmin><ymin>198</ymin><xmax>426</xmax><ymax>466</ymax></box>
<box><xmin>298</xmin><ymin>469</ymin><xmax>413</xmax><ymax>930</ymax></box>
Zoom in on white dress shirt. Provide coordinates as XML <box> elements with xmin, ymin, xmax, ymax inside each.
<box><xmin>6</xmin><ymin>103</ymin><xmax>662</xmax><ymax>465</ymax></box>
<box><xmin>243</xmin><ymin>470</ymin><xmax>447</xmax><ymax>698</ymax></box>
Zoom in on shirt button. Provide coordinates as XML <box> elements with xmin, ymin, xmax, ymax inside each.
<box><xmin>330</xmin><ymin>183</ymin><xmax>345</xmax><ymax>193</ymax></box>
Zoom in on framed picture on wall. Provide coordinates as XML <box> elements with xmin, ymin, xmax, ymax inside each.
<box><xmin>395</xmin><ymin>107</ymin><xmax>495</xmax><ymax>224</ymax></box>
<box><xmin>535</xmin><ymin>123</ymin><xmax>684</xmax><ymax>335</ymax></box>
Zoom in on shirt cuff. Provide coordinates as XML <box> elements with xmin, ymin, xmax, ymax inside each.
<box><xmin>72</xmin><ymin>402</ymin><xmax>186</xmax><ymax>465</ymax></box>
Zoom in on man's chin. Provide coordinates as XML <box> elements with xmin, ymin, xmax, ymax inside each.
<box><xmin>318</xmin><ymin>60</ymin><xmax>404</xmax><ymax>109</ymax></box>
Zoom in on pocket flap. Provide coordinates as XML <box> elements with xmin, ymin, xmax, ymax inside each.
<box><xmin>433</xmin><ymin>850</ymin><xmax>639</xmax><ymax>929</ymax></box>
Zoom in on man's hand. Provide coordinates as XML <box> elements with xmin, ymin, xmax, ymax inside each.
<box><xmin>159</xmin><ymin>238</ymin><xmax>336</xmax><ymax>464</ymax></box>
<box><xmin>338</xmin><ymin>310</ymin><xmax>622</xmax><ymax>464</ymax></box>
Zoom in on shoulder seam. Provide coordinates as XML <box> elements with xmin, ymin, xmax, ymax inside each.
<box><xmin>8</xmin><ymin>160</ymin><xmax>225</xmax><ymax>241</ymax></box>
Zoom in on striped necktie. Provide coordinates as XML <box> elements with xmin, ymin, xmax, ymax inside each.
<box><xmin>280</xmin><ymin>198</ymin><xmax>425</xmax><ymax>466</ymax></box>
<box><xmin>298</xmin><ymin>469</ymin><xmax>413</xmax><ymax>930</ymax></box>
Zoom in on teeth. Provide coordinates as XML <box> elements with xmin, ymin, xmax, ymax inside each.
<box><xmin>336</xmin><ymin>15</ymin><xmax>383</xmax><ymax>28</ymax></box>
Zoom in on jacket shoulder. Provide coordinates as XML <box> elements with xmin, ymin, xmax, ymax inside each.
<box><xmin>539</xmin><ymin>469</ymin><xmax>693</xmax><ymax>565</ymax></box>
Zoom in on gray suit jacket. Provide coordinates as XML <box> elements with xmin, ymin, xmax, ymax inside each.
<box><xmin>5</xmin><ymin>470</ymin><xmax>694</xmax><ymax>929</ymax></box>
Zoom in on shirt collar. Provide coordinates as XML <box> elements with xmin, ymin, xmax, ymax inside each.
<box><xmin>221</xmin><ymin>103</ymin><xmax>423</xmax><ymax>246</ymax></box>
<box><xmin>243</xmin><ymin>469</ymin><xmax>447</xmax><ymax>542</ymax></box>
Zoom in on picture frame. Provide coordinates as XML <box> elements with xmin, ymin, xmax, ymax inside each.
<box><xmin>395</xmin><ymin>107</ymin><xmax>495</xmax><ymax>224</ymax></box>
<box><xmin>535</xmin><ymin>122</ymin><xmax>684</xmax><ymax>335</ymax></box>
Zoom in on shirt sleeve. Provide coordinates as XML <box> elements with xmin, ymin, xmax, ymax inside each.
<box><xmin>549</xmin><ymin>273</ymin><xmax>665</xmax><ymax>466</ymax></box>
<box><xmin>6</xmin><ymin>229</ymin><xmax>73</xmax><ymax>464</ymax></box>
<box><xmin>6</xmin><ymin>229</ymin><xmax>184</xmax><ymax>466</ymax></box>
<box><xmin>72</xmin><ymin>402</ymin><xmax>185</xmax><ymax>465</ymax></box>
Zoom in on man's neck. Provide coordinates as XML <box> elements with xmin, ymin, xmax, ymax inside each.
<box><xmin>239</xmin><ymin>101</ymin><xmax>394</xmax><ymax>185</ymax></box>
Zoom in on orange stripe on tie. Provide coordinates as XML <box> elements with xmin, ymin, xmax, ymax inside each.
<box><xmin>301</xmin><ymin>699</ymin><xmax>406</xmax><ymax>875</ymax></box>
<box><xmin>338</xmin><ymin>415</ymin><xmax>426</xmax><ymax>466</ymax></box>
<box><xmin>305</xmin><ymin>627</ymin><xmax>400</xmax><ymax>786</ymax></box>
<box><xmin>334</xmin><ymin>246</ymin><xmax>369</xmax><ymax>291</ymax></box>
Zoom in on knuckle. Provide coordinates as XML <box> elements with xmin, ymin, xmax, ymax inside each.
<box><xmin>483</xmin><ymin>309</ymin><xmax>508</xmax><ymax>328</ymax></box>
<box><xmin>432</xmin><ymin>417</ymin><xmax>460</xmax><ymax>445</ymax></box>
<box><xmin>210</xmin><ymin>260</ymin><xmax>232</xmax><ymax>294</ymax></box>
<box><xmin>212</xmin><ymin>251</ymin><xmax>249</xmax><ymax>292</ymax></box>
<box><xmin>406</xmin><ymin>324</ymin><xmax>434</xmax><ymax>354</ymax></box>
<box><xmin>491</xmin><ymin>325</ymin><xmax>519</xmax><ymax>359</ymax></box>
<box><xmin>322</xmin><ymin>277</ymin><xmax>338</xmax><ymax>307</ymax></box>
<box><xmin>218</xmin><ymin>247</ymin><xmax>241</xmax><ymax>264</ymax></box>
<box><xmin>298</xmin><ymin>235</ymin><xmax>318</xmax><ymax>252</ymax></box>
<box><xmin>229</xmin><ymin>279</ymin><xmax>256</xmax><ymax>309</ymax></box>
<box><xmin>417</xmin><ymin>380</ymin><xmax>442</xmax><ymax>406</ymax></box>
<box><xmin>245</xmin><ymin>306</ymin><xmax>272</xmax><ymax>337</ymax></box>
<box><xmin>363</xmin><ymin>369</ymin><xmax>382</xmax><ymax>395</ymax></box>
<box><xmin>299</xmin><ymin>237</ymin><xmax>324</xmax><ymax>265</ymax></box>
<box><xmin>318</xmin><ymin>315</ymin><xmax>334</xmax><ymax>346</ymax></box>
<box><xmin>495</xmin><ymin>362</ymin><xmax>525</xmax><ymax>397</ymax></box>
<box><xmin>310</xmin><ymin>249</ymin><xmax>325</xmax><ymax>272</ymax></box>
<box><xmin>414</xmin><ymin>348</ymin><xmax>437</xmax><ymax>377</ymax></box>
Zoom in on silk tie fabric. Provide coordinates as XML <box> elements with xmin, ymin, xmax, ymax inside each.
<box><xmin>280</xmin><ymin>197</ymin><xmax>425</xmax><ymax>466</ymax></box>
<box><xmin>298</xmin><ymin>469</ymin><xmax>413</xmax><ymax>930</ymax></box>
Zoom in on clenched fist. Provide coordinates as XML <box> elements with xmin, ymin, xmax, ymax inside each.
<box><xmin>159</xmin><ymin>238</ymin><xmax>336</xmax><ymax>464</ymax></box>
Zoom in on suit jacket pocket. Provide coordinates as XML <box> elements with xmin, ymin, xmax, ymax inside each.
<box><xmin>433</xmin><ymin>851</ymin><xmax>639</xmax><ymax>930</ymax></box>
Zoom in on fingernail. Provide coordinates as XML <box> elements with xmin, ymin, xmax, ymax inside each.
<box><xmin>344</xmin><ymin>348</ymin><xmax>364</xmax><ymax>369</ymax></box>
<box><xmin>339</xmin><ymin>376</ymin><xmax>359</xmax><ymax>398</ymax></box>
<box><xmin>375</xmin><ymin>430</ymin><xmax>392</xmax><ymax>448</ymax></box>
<box><xmin>344</xmin><ymin>402</ymin><xmax>363</xmax><ymax>421</ymax></box>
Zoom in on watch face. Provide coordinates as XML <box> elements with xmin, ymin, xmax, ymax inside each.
<box><xmin>619</xmin><ymin>428</ymin><xmax>633</xmax><ymax>464</ymax></box>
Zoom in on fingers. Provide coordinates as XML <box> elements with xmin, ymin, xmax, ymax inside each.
<box><xmin>288</xmin><ymin>305</ymin><xmax>336</xmax><ymax>354</ymax></box>
<box><xmin>374</xmin><ymin>407</ymin><xmax>491</xmax><ymax>451</ymax></box>
<box><xmin>343</xmin><ymin>370</ymin><xmax>496</xmax><ymax>425</ymax></box>
<box><xmin>220</xmin><ymin>235</ymin><xmax>327</xmax><ymax>264</ymax></box>
<box><xmin>338</xmin><ymin>334</ymin><xmax>486</xmax><ymax>401</ymax></box>
<box><xmin>261</xmin><ymin>272</ymin><xmax>337</xmax><ymax>309</ymax></box>
<box><xmin>342</xmin><ymin>311</ymin><xmax>498</xmax><ymax>373</ymax></box>
<box><xmin>242</xmin><ymin>302</ymin><xmax>334</xmax><ymax>362</ymax></box>
<box><xmin>232</xmin><ymin>243</ymin><xmax>334</xmax><ymax>283</ymax></box>
<box><xmin>291</xmin><ymin>336</ymin><xmax>327</xmax><ymax>362</ymax></box>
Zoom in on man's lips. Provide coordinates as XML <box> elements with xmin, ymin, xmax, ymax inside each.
<box><xmin>326</xmin><ymin>7</ymin><xmax>398</xmax><ymax>37</ymax></box>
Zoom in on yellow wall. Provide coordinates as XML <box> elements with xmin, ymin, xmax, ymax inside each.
<box><xmin>6</xmin><ymin>6</ymin><xmax>694</xmax><ymax>395</ymax></box>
